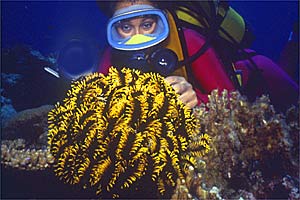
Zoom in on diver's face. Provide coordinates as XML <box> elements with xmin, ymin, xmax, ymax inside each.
<box><xmin>116</xmin><ymin>16</ymin><xmax>157</xmax><ymax>38</ymax></box>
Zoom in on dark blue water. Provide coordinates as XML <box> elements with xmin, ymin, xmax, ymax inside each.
<box><xmin>230</xmin><ymin>1</ymin><xmax>299</xmax><ymax>61</ymax></box>
<box><xmin>1</xmin><ymin>1</ymin><xmax>108</xmax><ymax>55</ymax></box>
<box><xmin>1</xmin><ymin>1</ymin><xmax>298</xmax><ymax>61</ymax></box>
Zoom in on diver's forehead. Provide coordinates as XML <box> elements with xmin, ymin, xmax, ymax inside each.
<box><xmin>117</xmin><ymin>15</ymin><xmax>156</xmax><ymax>23</ymax></box>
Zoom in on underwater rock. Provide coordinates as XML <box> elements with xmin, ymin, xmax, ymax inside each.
<box><xmin>1</xmin><ymin>45</ymin><xmax>55</xmax><ymax>74</ymax></box>
<box><xmin>48</xmin><ymin>67</ymin><xmax>209</xmax><ymax>199</ymax></box>
<box><xmin>2</xmin><ymin>105</ymin><xmax>54</xmax><ymax>143</ymax></box>
<box><xmin>1</xmin><ymin>73</ymin><xmax>23</xmax><ymax>86</ymax></box>
<box><xmin>1</xmin><ymin>88</ymin><xmax>17</xmax><ymax>124</ymax></box>
<box><xmin>0</xmin><ymin>104</ymin><xmax>17</xmax><ymax>124</ymax></box>
<box><xmin>1</xmin><ymin>45</ymin><xmax>64</xmax><ymax>111</ymax></box>
<box><xmin>1</xmin><ymin>73</ymin><xmax>20</xmax><ymax>123</ymax></box>
<box><xmin>30</xmin><ymin>49</ymin><xmax>56</xmax><ymax>64</ymax></box>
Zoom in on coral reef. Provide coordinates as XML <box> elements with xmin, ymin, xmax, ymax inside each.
<box><xmin>172</xmin><ymin>90</ymin><xmax>299</xmax><ymax>199</ymax></box>
<box><xmin>1</xmin><ymin>139</ymin><xmax>54</xmax><ymax>170</ymax></box>
<box><xmin>48</xmin><ymin>67</ymin><xmax>209</xmax><ymax>198</ymax></box>
<box><xmin>1</xmin><ymin>105</ymin><xmax>55</xmax><ymax>171</ymax></box>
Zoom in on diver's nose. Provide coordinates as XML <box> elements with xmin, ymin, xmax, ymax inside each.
<box><xmin>134</xmin><ymin>27</ymin><xmax>140</xmax><ymax>35</ymax></box>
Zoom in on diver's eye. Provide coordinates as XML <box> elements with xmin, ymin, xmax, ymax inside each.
<box><xmin>141</xmin><ymin>20</ymin><xmax>155</xmax><ymax>31</ymax></box>
<box><xmin>119</xmin><ymin>23</ymin><xmax>133</xmax><ymax>33</ymax></box>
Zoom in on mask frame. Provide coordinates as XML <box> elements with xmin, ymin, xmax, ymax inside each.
<box><xmin>107</xmin><ymin>7</ymin><xmax>169</xmax><ymax>51</ymax></box>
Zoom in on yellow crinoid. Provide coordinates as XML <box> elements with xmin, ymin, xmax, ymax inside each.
<box><xmin>48</xmin><ymin>67</ymin><xmax>209</xmax><ymax>198</ymax></box>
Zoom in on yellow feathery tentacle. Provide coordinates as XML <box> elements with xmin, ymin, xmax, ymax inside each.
<box><xmin>89</xmin><ymin>157</ymin><xmax>112</xmax><ymax>187</ymax></box>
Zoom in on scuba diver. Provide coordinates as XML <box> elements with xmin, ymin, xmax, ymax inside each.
<box><xmin>96</xmin><ymin>0</ymin><xmax>299</xmax><ymax>111</ymax></box>
<box><xmin>99</xmin><ymin>0</ymin><xmax>199</xmax><ymax>108</ymax></box>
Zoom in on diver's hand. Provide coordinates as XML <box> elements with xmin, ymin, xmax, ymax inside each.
<box><xmin>165</xmin><ymin>76</ymin><xmax>198</xmax><ymax>109</ymax></box>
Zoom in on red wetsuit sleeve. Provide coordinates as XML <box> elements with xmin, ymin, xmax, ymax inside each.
<box><xmin>97</xmin><ymin>47</ymin><xmax>112</xmax><ymax>75</ymax></box>
<box><xmin>183</xmin><ymin>29</ymin><xmax>235</xmax><ymax>104</ymax></box>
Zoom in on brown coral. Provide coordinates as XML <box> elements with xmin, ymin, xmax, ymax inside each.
<box><xmin>172</xmin><ymin>89</ymin><xmax>299</xmax><ymax>199</ymax></box>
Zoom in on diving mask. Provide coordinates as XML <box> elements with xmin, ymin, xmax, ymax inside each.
<box><xmin>107</xmin><ymin>4</ymin><xmax>169</xmax><ymax>51</ymax></box>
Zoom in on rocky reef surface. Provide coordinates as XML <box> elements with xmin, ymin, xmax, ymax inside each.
<box><xmin>1</xmin><ymin>45</ymin><xmax>299</xmax><ymax>199</ymax></box>
<box><xmin>1</xmin><ymin>45</ymin><xmax>67</xmax><ymax>113</ymax></box>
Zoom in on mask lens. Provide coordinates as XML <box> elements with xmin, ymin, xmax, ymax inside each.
<box><xmin>114</xmin><ymin>15</ymin><xmax>157</xmax><ymax>39</ymax></box>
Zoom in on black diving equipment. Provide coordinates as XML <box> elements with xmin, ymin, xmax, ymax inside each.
<box><xmin>111</xmin><ymin>47</ymin><xmax>178</xmax><ymax>77</ymax></box>
<box><xmin>44</xmin><ymin>39</ymin><xmax>99</xmax><ymax>81</ymax></box>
